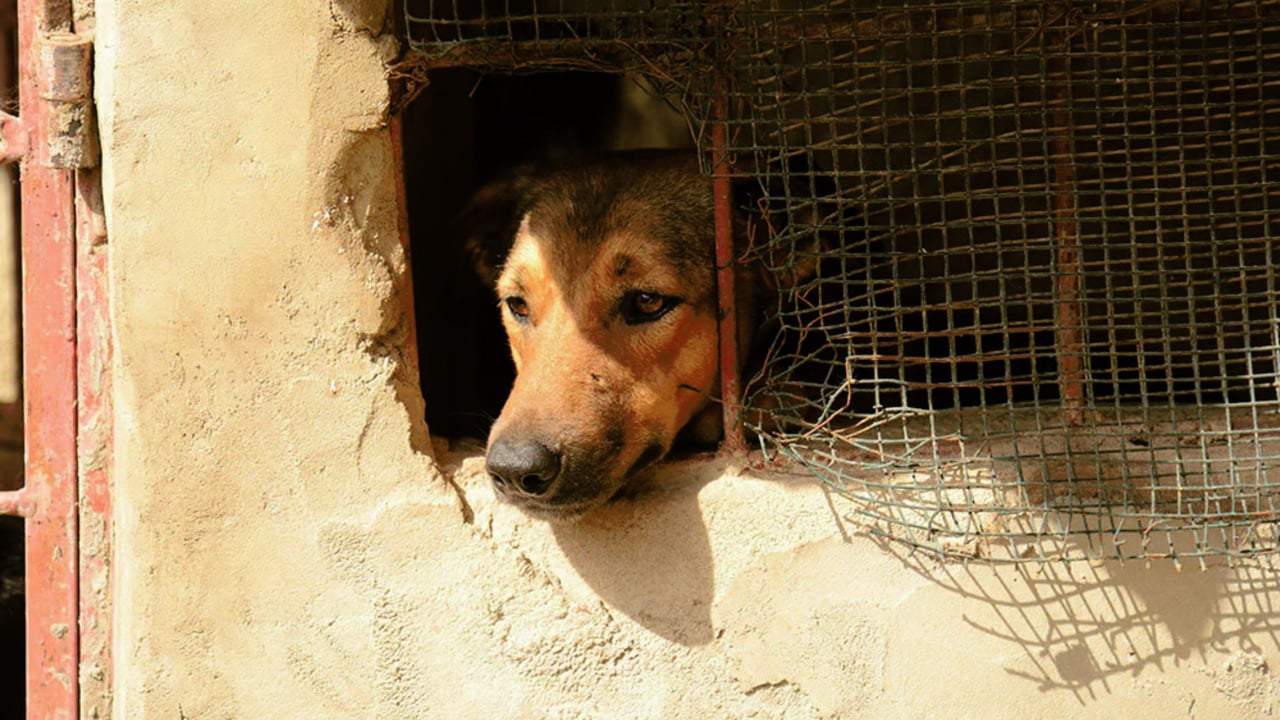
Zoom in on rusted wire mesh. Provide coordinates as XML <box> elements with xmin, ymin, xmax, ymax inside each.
<box><xmin>406</xmin><ymin>1</ymin><xmax>1280</xmax><ymax>563</ymax></box>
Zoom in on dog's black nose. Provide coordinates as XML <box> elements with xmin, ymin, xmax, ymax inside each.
<box><xmin>487</xmin><ymin>438</ymin><xmax>562</xmax><ymax>498</ymax></box>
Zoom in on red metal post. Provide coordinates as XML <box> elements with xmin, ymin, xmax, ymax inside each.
<box><xmin>18</xmin><ymin>1</ymin><xmax>81</xmax><ymax>718</ymax></box>
<box><xmin>711</xmin><ymin>82</ymin><xmax>746</xmax><ymax>454</ymax></box>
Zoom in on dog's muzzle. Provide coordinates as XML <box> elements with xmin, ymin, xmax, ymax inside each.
<box><xmin>486</xmin><ymin>436</ymin><xmax>562</xmax><ymax>499</ymax></box>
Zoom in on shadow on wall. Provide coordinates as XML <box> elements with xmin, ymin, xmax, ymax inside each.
<box><xmin>889</xmin><ymin>537</ymin><xmax>1280</xmax><ymax>703</ymax></box>
<box><xmin>551</xmin><ymin>458</ymin><xmax>725</xmax><ymax>646</ymax></box>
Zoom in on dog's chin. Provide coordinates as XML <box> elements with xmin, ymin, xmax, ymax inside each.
<box><xmin>510</xmin><ymin>499</ymin><xmax>598</xmax><ymax>522</ymax></box>
<box><xmin>496</xmin><ymin>492</ymin><xmax>610</xmax><ymax>523</ymax></box>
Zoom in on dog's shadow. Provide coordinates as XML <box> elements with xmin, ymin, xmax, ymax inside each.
<box><xmin>550</xmin><ymin>456</ymin><xmax>723</xmax><ymax>646</ymax></box>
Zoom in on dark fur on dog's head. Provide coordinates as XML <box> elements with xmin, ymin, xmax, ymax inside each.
<box><xmin>459</xmin><ymin>150</ymin><xmax>735</xmax><ymax>519</ymax></box>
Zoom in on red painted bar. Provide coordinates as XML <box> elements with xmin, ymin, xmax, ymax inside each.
<box><xmin>19</xmin><ymin>1</ymin><xmax>81</xmax><ymax>717</ymax></box>
<box><xmin>711</xmin><ymin>85</ymin><xmax>745</xmax><ymax>454</ymax></box>
<box><xmin>0</xmin><ymin>112</ymin><xmax>29</xmax><ymax>164</ymax></box>
<box><xmin>0</xmin><ymin>487</ymin><xmax>32</xmax><ymax>517</ymax></box>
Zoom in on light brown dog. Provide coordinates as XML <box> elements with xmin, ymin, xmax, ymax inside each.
<box><xmin>462</xmin><ymin>151</ymin><xmax>763</xmax><ymax>519</ymax></box>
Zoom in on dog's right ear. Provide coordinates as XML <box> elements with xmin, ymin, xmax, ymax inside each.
<box><xmin>455</xmin><ymin>170</ymin><xmax>536</xmax><ymax>289</ymax></box>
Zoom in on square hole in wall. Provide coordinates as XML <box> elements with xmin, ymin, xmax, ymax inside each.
<box><xmin>399</xmin><ymin>69</ymin><xmax>693</xmax><ymax>441</ymax></box>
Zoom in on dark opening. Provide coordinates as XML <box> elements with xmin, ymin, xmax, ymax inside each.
<box><xmin>0</xmin><ymin>515</ymin><xmax>19</xmax><ymax>720</ymax></box>
<box><xmin>400</xmin><ymin>70</ymin><xmax>692</xmax><ymax>440</ymax></box>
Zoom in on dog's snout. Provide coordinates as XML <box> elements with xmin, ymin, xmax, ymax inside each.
<box><xmin>486</xmin><ymin>437</ymin><xmax>562</xmax><ymax>498</ymax></box>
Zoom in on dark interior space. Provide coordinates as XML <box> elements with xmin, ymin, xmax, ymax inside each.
<box><xmin>401</xmin><ymin>70</ymin><xmax>669</xmax><ymax>440</ymax></box>
<box><xmin>0</xmin><ymin>516</ymin><xmax>20</xmax><ymax>720</ymax></box>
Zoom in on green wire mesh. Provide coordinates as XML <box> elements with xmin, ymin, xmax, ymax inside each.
<box><xmin>406</xmin><ymin>1</ymin><xmax>1280</xmax><ymax>563</ymax></box>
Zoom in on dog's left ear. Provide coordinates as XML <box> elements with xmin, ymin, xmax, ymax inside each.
<box><xmin>455</xmin><ymin>169</ymin><xmax>536</xmax><ymax>289</ymax></box>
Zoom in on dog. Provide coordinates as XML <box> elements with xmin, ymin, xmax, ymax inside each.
<box><xmin>457</xmin><ymin>150</ymin><xmax>770</xmax><ymax>519</ymax></box>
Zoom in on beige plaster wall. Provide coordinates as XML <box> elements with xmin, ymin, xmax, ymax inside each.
<box><xmin>95</xmin><ymin>1</ymin><xmax>1280</xmax><ymax>718</ymax></box>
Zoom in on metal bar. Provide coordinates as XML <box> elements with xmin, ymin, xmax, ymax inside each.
<box><xmin>75</xmin><ymin>166</ymin><xmax>110</xmax><ymax>720</ymax></box>
<box><xmin>402</xmin><ymin>40</ymin><xmax>680</xmax><ymax>70</ymax></box>
<box><xmin>402</xmin><ymin>0</ymin><xmax>1254</xmax><ymax>52</ymax></box>
<box><xmin>0</xmin><ymin>487</ymin><xmax>32</xmax><ymax>517</ymax></box>
<box><xmin>20</xmin><ymin>0</ymin><xmax>80</xmax><ymax>717</ymax></box>
<box><xmin>711</xmin><ymin>79</ymin><xmax>745</xmax><ymax>454</ymax></box>
<box><xmin>1051</xmin><ymin>52</ymin><xmax>1086</xmax><ymax>427</ymax></box>
<box><xmin>0</xmin><ymin>112</ymin><xmax>28</xmax><ymax>164</ymax></box>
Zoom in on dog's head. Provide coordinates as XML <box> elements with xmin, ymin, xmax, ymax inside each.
<box><xmin>460</xmin><ymin>152</ymin><xmax>725</xmax><ymax>519</ymax></box>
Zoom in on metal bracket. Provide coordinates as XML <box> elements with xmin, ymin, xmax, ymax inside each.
<box><xmin>39</xmin><ymin>31</ymin><xmax>98</xmax><ymax>169</ymax></box>
<box><xmin>0</xmin><ymin>112</ymin><xmax>28</xmax><ymax>164</ymax></box>
<box><xmin>0</xmin><ymin>32</ymin><xmax>98</xmax><ymax>168</ymax></box>
<box><xmin>0</xmin><ymin>487</ymin><xmax>33</xmax><ymax>517</ymax></box>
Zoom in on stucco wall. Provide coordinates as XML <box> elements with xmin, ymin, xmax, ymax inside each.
<box><xmin>95</xmin><ymin>1</ymin><xmax>1280</xmax><ymax>718</ymax></box>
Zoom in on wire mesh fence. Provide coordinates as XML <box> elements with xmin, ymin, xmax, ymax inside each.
<box><xmin>406</xmin><ymin>1</ymin><xmax>1280</xmax><ymax>563</ymax></box>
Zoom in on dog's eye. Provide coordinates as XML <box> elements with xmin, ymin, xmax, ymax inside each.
<box><xmin>503</xmin><ymin>297</ymin><xmax>530</xmax><ymax>321</ymax></box>
<box><xmin>622</xmin><ymin>291</ymin><xmax>678</xmax><ymax>325</ymax></box>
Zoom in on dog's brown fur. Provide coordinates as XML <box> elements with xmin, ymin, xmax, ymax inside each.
<box><xmin>461</xmin><ymin>150</ymin><xmax>768</xmax><ymax>519</ymax></box>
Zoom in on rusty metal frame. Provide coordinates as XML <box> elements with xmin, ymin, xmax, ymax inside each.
<box><xmin>1050</xmin><ymin>49</ymin><xmax>1086</xmax><ymax>428</ymax></box>
<box><xmin>0</xmin><ymin>1</ymin><xmax>110</xmax><ymax>718</ymax></box>
<box><xmin>14</xmin><ymin>0</ymin><xmax>82</xmax><ymax>713</ymax></box>
<box><xmin>710</xmin><ymin>81</ymin><xmax>745</xmax><ymax>454</ymax></box>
